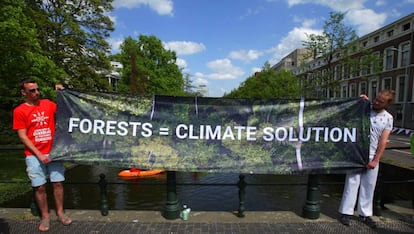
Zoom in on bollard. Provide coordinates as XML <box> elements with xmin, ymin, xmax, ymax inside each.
<box><xmin>302</xmin><ymin>174</ymin><xmax>320</xmax><ymax>219</ymax></box>
<box><xmin>163</xmin><ymin>171</ymin><xmax>180</xmax><ymax>220</ymax></box>
<box><xmin>30</xmin><ymin>189</ymin><xmax>40</xmax><ymax>217</ymax></box>
<box><xmin>373</xmin><ymin>170</ymin><xmax>383</xmax><ymax>216</ymax></box>
<box><xmin>237</xmin><ymin>174</ymin><xmax>246</xmax><ymax>217</ymax></box>
<box><xmin>99</xmin><ymin>173</ymin><xmax>109</xmax><ymax>216</ymax></box>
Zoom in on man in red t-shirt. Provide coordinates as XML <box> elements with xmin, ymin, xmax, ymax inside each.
<box><xmin>13</xmin><ymin>79</ymin><xmax>72</xmax><ymax>232</ymax></box>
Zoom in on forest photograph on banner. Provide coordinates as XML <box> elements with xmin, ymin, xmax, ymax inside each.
<box><xmin>50</xmin><ymin>90</ymin><xmax>371</xmax><ymax>174</ymax></box>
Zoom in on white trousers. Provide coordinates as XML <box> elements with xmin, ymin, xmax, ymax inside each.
<box><xmin>338</xmin><ymin>165</ymin><xmax>379</xmax><ymax>217</ymax></box>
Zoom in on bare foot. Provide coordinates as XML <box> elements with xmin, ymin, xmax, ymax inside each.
<box><xmin>39</xmin><ymin>218</ymin><xmax>50</xmax><ymax>232</ymax></box>
<box><xmin>57</xmin><ymin>214</ymin><xmax>72</xmax><ymax>226</ymax></box>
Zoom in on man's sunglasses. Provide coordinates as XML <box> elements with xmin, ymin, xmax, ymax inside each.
<box><xmin>27</xmin><ymin>88</ymin><xmax>40</xmax><ymax>93</ymax></box>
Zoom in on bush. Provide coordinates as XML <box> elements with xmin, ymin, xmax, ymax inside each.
<box><xmin>0</xmin><ymin>108</ymin><xmax>20</xmax><ymax>145</ymax></box>
<box><xmin>0</xmin><ymin>183</ymin><xmax>31</xmax><ymax>205</ymax></box>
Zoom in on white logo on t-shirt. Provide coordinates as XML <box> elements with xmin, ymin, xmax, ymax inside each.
<box><xmin>31</xmin><ymin>111</ymin><xmax>49</xmax><ymax>127</ymax></box>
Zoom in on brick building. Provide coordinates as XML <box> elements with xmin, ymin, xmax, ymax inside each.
<box><xmin>280</xmin><ymin>13</ymin><xmax>414</xmax><ymax>129</ymax></box>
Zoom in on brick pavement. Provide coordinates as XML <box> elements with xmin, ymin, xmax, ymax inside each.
<box><xmin>1</xmin><ymin>208</ymin><xmax>413</xmax><ymax>234</ymax></box>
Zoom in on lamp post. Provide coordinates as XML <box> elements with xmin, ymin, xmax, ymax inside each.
<box><xmin>389</xmin><ymin>47</ymin><xmax>411</xmax><ymax>128</ymax></box>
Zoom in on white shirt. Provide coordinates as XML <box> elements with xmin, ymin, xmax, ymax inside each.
<box><xmin>369</xmin><ymin>109</ymin><xmax>393</xmax><ymax>159</ymax></box>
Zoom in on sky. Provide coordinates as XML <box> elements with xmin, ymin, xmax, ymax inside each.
<box><xmin>107</xmin><ymin>0</ymin><xmax>414</xmax><ymax>97</ymax></box>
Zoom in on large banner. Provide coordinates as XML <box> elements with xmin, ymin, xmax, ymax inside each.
<box><xmin>50</xmin><ymin>90</ymin><xmax>370</xmax><ymax>174</ymax></box>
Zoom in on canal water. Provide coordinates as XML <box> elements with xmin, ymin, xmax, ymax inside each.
<box><xmin>1</xmin><ymin>150</ymin><xmax>413</xmax><ymax>213</ymax></box>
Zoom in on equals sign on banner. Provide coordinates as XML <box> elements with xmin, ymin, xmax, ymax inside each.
<box><xmin>159</xmin><ymin>127</ymin><xmax>169</xmax><ymax>136</ymax></box>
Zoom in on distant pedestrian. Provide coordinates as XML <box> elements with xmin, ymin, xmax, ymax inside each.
<box><xmin>338</xmin><ymin>90</ymin><xmax>395</xmax><ymax>228</ymax></box>
<box><xmin>12</xmin><ymin>79</ymin><xmax>72</xmax><ymax>232</ymax></box>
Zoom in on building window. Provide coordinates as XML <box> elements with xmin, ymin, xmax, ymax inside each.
<box><xmin>397</xmin><ymin>76</ymin><xmax>405</xmax><ymax>103</ymax></box>
<box><xmin>328</xmin><ymin>88</ymin><xmax>335</xmax><ymax>99</ymax></box>
<box><xmin>374</xmin><ymin>36</ymin><xmax>379</xmax><ymax>42</ymax></box>
<box><xmin>403</xmin><ymin>22</ymin><xmax>411</xmax><ymax>31</ymax></box>
<box><xmin>351</xmin><ymin>63</ymin><xmax>359</xmax><ymax>78</ymax></box>
<box><xmin>387</xmin><ymin>30</ymin><xmax>394</xmax><ymax>37</ymax></box>
<box><xmin>370</xmin><ymin>80</ymin><xmax>378</xmax><ymax>101</ymax></box>
<box><xmin>334</xmin><ymin>64</ymin><xmax>341</xmax><ymax>80</ymax></box>
<box><xmin>350</xmin><ymin>83</ymin><xmax>356</xmax><ymax>97</ymax></box>
<box><xmin>385</xmin><ymin>49</ymin><xmax>394</xmax><ymax>70</ymax></box>
<box><xmin>342</xmin><ymin>85</ymin><xmax>348</xmax><ymax>98</ymax></box>
<box><xmin>383</xmin><ymin>77</ymin><xmax>392</xmax><ymax>90</ymax></box>
<box><xmin>362</xmin><ymin>41</ymin><xmax>368</xmax><ymax>47</ymax></box>
<box><xmin>342</xmin><ymin>64</ymin><xmax>349</xmax><ymax>79</ymax></box>
<box><xmin>360</xmin><ymin>81</ymin><xmax>367</xmax><ymax>95</ymax></box>
<box><xmin>360</xmin><ymin>56</ymin><xmax>368</xmax><ymax>76</ymax></box>
<box><xmin>401</xmin><ymin>43</ymin><xmax>410</xmax><ymax>67</ymax></box>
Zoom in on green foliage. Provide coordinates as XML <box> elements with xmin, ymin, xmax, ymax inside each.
<box><xmin>303</xmin><ymin>12</ymin><xmax>358</xmax><ymax>59</ymax></box>
<box><xmin>0</xmin><ymin>0</ymin><xmax>64</xmax><ymax>109</ymax></box>
<box><xmin>183</xmin><ymin>73</ymin><xmax>202</xmax><ymax>96</ymax></box>
<box><xmin>26</xmin><ymin>0</ymin><xmax>114</xmax><ymax>90</ymax></box>
<box><xmin>118</xmin><ymin>35</ymin><xmax>186</xmax><ymax>96</ymax></box>
<box><xmin>1</xmin><ymin>0</ymin><xmax>116</xmax><ymax>139</ymax></box>
<box><xmin>225</xmin><ymin>63</ymin><xmax>300</xmax><ymax>99</ymax></box>
<box><xmin>0</xmin><ymin>109</ymin><xmax>20</xmax><ymax>145</ymax></box>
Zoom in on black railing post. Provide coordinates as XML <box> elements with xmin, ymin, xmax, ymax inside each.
<box><xmin>374</xmin><ymin>170</ymin><xmax>383</xmax><ymax>216</ymax></box>
<box><xmin>163</xmin><ymin>171</ymin><xmax>180</xmax><ymax>220</ymax></box>
<box><xmin>30</xmin><ymin>188</ymin><xmax>40</xmax><ymax>217</ymax></box>
<box><xmin>237</xmin><ymin>174</ymin><xmax>246</xmax><ymax>218</ymax></box>
<box><xmin>412</xmin><ymin>186</ymin><xmax>414</xmax><ymax>220</ymax></box>
<box><xmin>302</xmin><ymin>174</ymin><xmax>320</xmax><ymax>219</ymax></box>
<box><xmin>99</xmin><ymin>173</ymin><xmax>109</xmax><ymax>216</ymax></box>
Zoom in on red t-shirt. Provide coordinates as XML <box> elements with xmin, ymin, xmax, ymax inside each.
<box><xmin>13</xmin><ymin>99</ymin><xmax>56</xmax><ymax>156</ymax></box>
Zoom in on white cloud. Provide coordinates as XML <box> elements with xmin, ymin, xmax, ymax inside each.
<box><xmin>228</xmin><ymin>50</ymin><xmax>263</xmax><ymax>63</ymax></box>
<box><xmin>345</xmin><ymin>9</ymin><xmax>387</xmax><ymax>35</ymax></box>
<box><xmin>375</xmin><ymin>0</ymin><xmax>387</xmax><ymax>6</ymax></box>
<box><xmin>286</xmin><ymin>0</ymin><xmax>365</xmax><ymax>11</ymax></box>
<box><xmin>239</xmin><ymin>6</ymin><xmax>265</xmax><ymax>20</ymax></box>
<box><xmin>163</xmin><ymin>41</ymin><xmax>206</xmax><ymax>55</ymax></box>
<box><xmin>251</xmin><ymin>67</ymin><xmax>262</xmax><ymax>74</ymax></box>
<box><xmin>175</xmin><ymin>58</ymin><xmax>187</xmax><ymax>69</ymax></box>
<box><xmin>194</xmin><ymin>77</ymin><xmax>209</xmax><ymax>85</ymax></box>
<box><xmin>192</xmin><ymin>74</ymin><xmax>210</xmax><ymax>91</ymax></box>
<box><xmin>206</xmin><ymin>59</ymin><xmax>245</xmax><ymax>80</ymax></box>
<box><xmin>193</xmin><ymin>72</ymin><xmax>205</xmax><ymax>79</ymax></box>
<box><xmin>284</xmin><ymin>0</ymin><xmax>390</xmax><ymax>36</ymax></box>
<box><xmin>109</xmin><ymin>15</ymin><xmax>117</xmax><ymax>26</ymax></box>
<box><xmin>113</xmin><ymin>0</ymin><xmax>174</xmax><ymax>16</ymax></box>
<box><xmin>107</xmin><ymin>37</ymin><xmax>124</xmax><ymax>53</ymax></box>
<box><xmin>268</xmin><ymin>24</ymin><xmax>322</xmax><ymax>65</ymax></box>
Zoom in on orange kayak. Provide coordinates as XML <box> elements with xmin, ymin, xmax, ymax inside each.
<box><xmin>118</xmin><ymin>169</ymin><xmax>166</xmax><ymax>177</ymax></box>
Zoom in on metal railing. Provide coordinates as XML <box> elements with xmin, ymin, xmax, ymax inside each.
<box><xmin>1</xmin><ymin>147</ymin><xmax>413</xmax><ymax>220</ymax></box>
<box><xmin>1</xmin><ymin>171</ymin><xmax>413</xmax><ymax>220</ymax></box>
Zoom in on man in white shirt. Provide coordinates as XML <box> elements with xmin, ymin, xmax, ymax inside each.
<box><xmin>339</xmin><ymin>90</ymin><xmax>395</xmax><ymax>228</ymax></box>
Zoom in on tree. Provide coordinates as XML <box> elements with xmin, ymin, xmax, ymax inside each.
<box><xmin>301</xmin><ymin>11</ymin><xmax>382</xmax><ymax>98</ymax></box>
<box><xmin>182</xmin><ymin>73</ymin><xmax>203</xmax><ymax>96</ymax></box>
<box><xmin>0</xmin><ymin>0</ymin><xmax>64</xmax><ymax>109</ymax></box>
<box><xmin>118</xmin><ymin>35</ymin><xmax>185</xmax><ymax>96</ymax></box>
<box><xmin>27</xmin><ymin>0</ymin><xmax>114</xmax><ymax>90</ymax></box>
<box><xmin>225</xmin><ymin>63</ymin><xmax>300</xmax><ymax>99</ymax></box>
